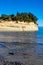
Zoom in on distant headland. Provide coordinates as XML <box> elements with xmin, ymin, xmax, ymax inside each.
<box><xmin>0</xmin><ymin>12</ymin><xmax>38</xmax><ymax>31</ymax></box>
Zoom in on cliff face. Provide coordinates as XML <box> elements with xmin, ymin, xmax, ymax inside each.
<box><xmin>0</xmin><ymin>21</ymin><xmax>38</xmax><ymax>31</ymax></box>
<box><xmin>25</xmin><ymin>22</ymin><xmax>38</xmax><ymax>31</ymax></box>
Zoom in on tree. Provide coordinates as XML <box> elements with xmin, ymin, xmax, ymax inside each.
<box><xmin>29</xmin><ymin>12</ymin><xmax>38</xmax><ymax>23</ymax></box>
<box><xmin>0</xmin><ymin>14</ymin><xmax>9</xmax><ymax>20</ymax></box>
<box><xmin>0</xmin><ymin>12</ymin><xmax>38</xmax><ymax>24</ymax></box>
<box><xmin>8</xmin><ymin>14</ymin><xmax>15</xmax><ymax>21</ymax></box>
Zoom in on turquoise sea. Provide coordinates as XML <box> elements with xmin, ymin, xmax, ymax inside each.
<box><xmin>0</xmin><ymin>27</ymin><xmax>43</xmax><ymax>65</ymax></box>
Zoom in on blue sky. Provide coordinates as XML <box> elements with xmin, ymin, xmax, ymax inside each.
<box><xmin>0</xmin><ymin>0</ymin><xmax>43</xmax><ymax>26</ymax></box>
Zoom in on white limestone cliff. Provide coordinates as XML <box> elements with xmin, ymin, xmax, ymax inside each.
<box><xmin>0</xmin><ymin>21</ymin><xmax>38</xmax><ymax>31</ymax></box>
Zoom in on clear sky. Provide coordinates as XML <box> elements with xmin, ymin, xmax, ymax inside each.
<box><xmin>0</xmin><ymin>0</ymin><xmax>43</xmax><ymax>26</ymax></box>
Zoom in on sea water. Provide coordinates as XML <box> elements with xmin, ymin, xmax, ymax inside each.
<box><xmin>0</xmin><ymin>27</ymin><xmax>43</xmax><ymax>65</ymax></box>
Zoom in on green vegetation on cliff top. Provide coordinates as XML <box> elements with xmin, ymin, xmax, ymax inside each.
<box><xmin>0</xmin><ymin>12</ymin><xmax>38</xmax><ymax>24</ymax></box>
